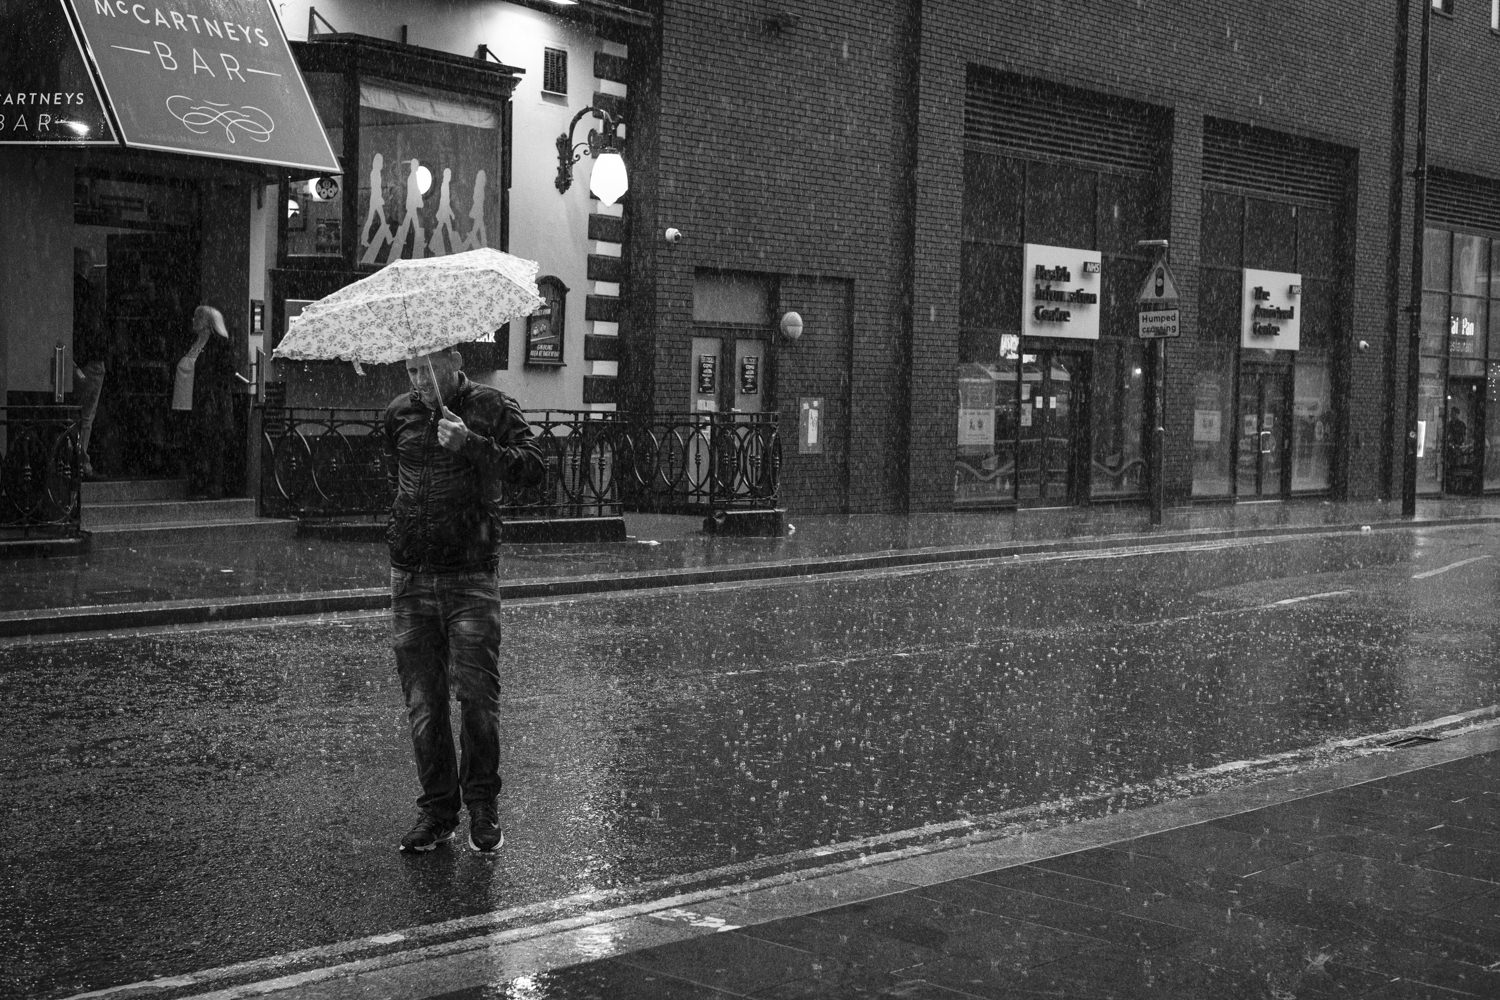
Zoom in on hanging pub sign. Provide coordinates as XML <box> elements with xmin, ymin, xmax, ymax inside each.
<box><xmin>0</xmin><ymin>0</ymin><xmax>116</xmax><ymax>144</ymax></box>
<box><xmin>1241</xmin><ymin>268</ymin><xmax>1302</xmax><ymax>351</ymax></box>
<box><xmin>46</xmin><ymin>0</ymin><xmax>340</xmax><ymax>171</ymax></box>
<box><xmin>1021</xmin><ymin>244</ymin><xmax>1102</xmax><ymax>341</ymax></box>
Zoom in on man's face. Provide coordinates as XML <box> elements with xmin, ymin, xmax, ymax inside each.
<box><xmin>405</xmin><ymin>351</ymin><xmax>459</xmax><ymax>404</ymax></box>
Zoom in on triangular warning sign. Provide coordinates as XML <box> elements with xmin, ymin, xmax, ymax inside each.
<box><xmin>1137</xmin><ymin>259</ymin><xmax>1181</xmax><ymax>307</ymax></box>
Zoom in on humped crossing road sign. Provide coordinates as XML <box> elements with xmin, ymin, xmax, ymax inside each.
<box><xmin>1138</xmin><ymin>258</ymin><xmax>1181</xmax><ymax>339</ymax></box>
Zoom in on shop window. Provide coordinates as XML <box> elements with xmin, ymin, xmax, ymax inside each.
<box><xmin>1191</xmin><ymin>345</ymin><xmax>1236</xmax><ymax>497</ymax></box>
<box><xmin>1091</xmin><ymin>340</ymin><xmax>1146</xmax><ymax>498</ymax></box>
<box><xmin>1292</xmin><ymin>356</ymin><xmax>1332</xmax><ymax>491</ymax></box>
<box><xmin>1487</xmin><ymin>364</ymin><xmax>1500</xmax><ymax>489</ymax></box>
<box><xmin>355</xmin><ymin>80</ymin><xmax>501</xmax><ymax>267</ymax></box>
<box><xmin>1198</xmin><ymin>267</ymin><xmax>1243</xmax><ymax>340</ymax></box>
<box><xmin>1416</xmin><ymin>369</ymin><xmax>1445</xmax><ymax>492</ymax></box>
<box><xmin>1450</xmin><ymin>295</ymin><xmax>1487</xmax><ymax>360</ymax></box>
<box><xmin>1453</xmin><ymin>233</ymin><xmax>1489</xmax><ymax>296</ymax></box>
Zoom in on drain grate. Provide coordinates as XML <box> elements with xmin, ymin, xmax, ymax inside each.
<box><xmin>1384</xmin><ymin>735</ymin><xmax>1441</xmax><ymax>749</ymax></box>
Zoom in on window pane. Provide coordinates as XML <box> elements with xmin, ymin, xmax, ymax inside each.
<box><xmin>1025</xmin><ymin>163</ymin><xmax>1096</xmax><ymax>248</ymax></box>
<box><xmin>956</xmin><ymin>353</ymin><xmax>1019</xmax><ymax>506</ymax></box>
<box><xmin>1453</xmin><ymin>233</ymin><xmax>1488</xmax><ymax>296</ymax></box>
<box><xmin>693</xmin><ymin>272</ymin><xmax>770</xmax><ymax>324</ymax></box>
<box><xmin>1299</xmin><ymin>278</ymin><xmax>1334</xmax><ymax>353</ymax></box>
<box><xmin>1098</xmin><ymin>173</ymin><xmax>1159</xmax><ymax>256</ymax></box>
<box><xmin>1201</xmin><ymin>191</ymin><xmax>1242</xmax><ymax>268</ymax></box>
<box><xmin>1415</xmin><ymin>369</ymin><xmax>1444</xmax><ymax>493</ymax></box>
<box><xmin>1244</xmin><ymin>198</ymin><xmax>1296</xmax><ymax>271</ymax></box>
<box><xmin>1191</xmin><ymin>345</ymin><xmax>1235</xmax><ymax>496</ymax></box>
<box><xmin>963</xmin><ymin>152</ymin><xmax>1023</xmax><ymax>245</ymax></box>
<box><xmin>1421</xmin><ymin>291</ymin><xmax>1448</xmax><ymax>357</ymax></box>
<box><xmin>1423</xmin><ymin>228</ymin><xmax>1451</xmax><ymax>291</ymax></box>
<box><xmin>1292</xmin><ymin>356</ymin><xmax>1332</xmax><ymax>491</ymax></box>
<box><xmin>1199</xmin><ymin>267</ymin><xmax>1242</xmax><ymax>342</ymax></box>
<box><xmin>960</xmin><ymin>242</ymin><xmax>1021</xmax><ymax>331</ymax></box>
<box><xmin>1100</xmin><ymin>254</ymin><xmax>1150</xmax><ymax>339</ymax></box>
<box><xmin>355</xmin><ymin>80</ymin><xmax>500</xmax><ymax>266</ymax></box>
<box><xmin>1487</xmin><ymin>364</ymin><xmax>1500</xmax><ymax>489</ymax></box>
<box><xmin>1297</xmin><ymin>207</ymin><xmax>1337</xmax><ymax>280</ymax></box>
<box><xmin>1091</xmin><ymin>340</ymin><xmax>1146</xmax><ymax>498</ymax></box>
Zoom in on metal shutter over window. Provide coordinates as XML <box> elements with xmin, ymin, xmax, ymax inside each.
<box><xmin>964</xmin><ymin>68</ymin><xmax>1163</xmax><ymax>175</ymax></box>
<box><xmin>1203</xmin><ymin>119</ymin><xmax>1346</xmax><ymax>208</ymax></box>
<box><xmin>1427</xmin><ymin>169</ymin><xmax>1500</xmax><ymax>234</ymax></box>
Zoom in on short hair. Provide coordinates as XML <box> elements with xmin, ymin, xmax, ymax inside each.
<box><xmin>195</xmin><ymin>304</ymin><xmax>228</xmax><ymax>338</ymax></box>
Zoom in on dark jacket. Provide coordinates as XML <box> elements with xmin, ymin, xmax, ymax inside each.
<box><xmin>382</xmin><ymin>375</ymin><xmax>544</xmax><ymax>572</ymax></box>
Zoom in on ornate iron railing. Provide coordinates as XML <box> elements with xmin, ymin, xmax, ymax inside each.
<box><xmin>259</xmin><ymin>407</ymin><xmax>780</xmax><ymax>522</ymax></box>
<box><xmin>0</xmin><ymin>406</ymin><xmax>82</xmax><ymax>537</ymax></box>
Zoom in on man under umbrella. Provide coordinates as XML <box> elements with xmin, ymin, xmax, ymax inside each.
<box><xmin>383</xmin><ymin>347</ymin><xmax>543</xmax><ymax>853</ymax></box>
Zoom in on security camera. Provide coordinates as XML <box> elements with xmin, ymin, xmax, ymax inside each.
<box><xmin>664</xmin><ymin>227</ymin><xmax>683</xmax><ymax>244</ymax></box>
<box><xmin>1358</xmin><ymin>339</ymin><xmax>1370</xmax><ymax>352</ymax></box>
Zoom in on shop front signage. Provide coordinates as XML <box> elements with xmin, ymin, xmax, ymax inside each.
<box><xmin>1022</xmin><ymin>244</ymin><xmax>1101</xmax><ymax>341</ymax></box>
<box><xmin>697</xmin><ymin>353</ymin><xmax>717</xmax><ymax>395</ymax></box>
<box><xmin>1241</xmin><ymin>268</ymin><xmax>1301</xmax><ymax>351</ymax></box>
<box><xmin>53</xmin><ymin>0</ymin><xmax>340</xmax><ymax>171</ymax></box>
<box><xmin>0</xmin><ymin>0</ymin><xmax>116</xmax><ymax>144</ymax></box>
<box><xmin>739</xmin><ymin>355</ymin><xmax>760</xmax><ymax>395</ymax></box>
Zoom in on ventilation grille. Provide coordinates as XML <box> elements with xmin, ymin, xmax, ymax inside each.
<box><xmin>1428</xmin><ymin>170</ymin><xmax>1500</xmax><ymax>234</ymax></box>
<box><xmin>964</xmin><ymin>70</ymin><xmax>1161</xmax><ymax>175</ymax></box>
<box><xmin>1203</xmin><ymin>120</ymin><xmax>1345</xmax><ymax>207</ymax></box>
<box><xmin>542</xmin><ymin>47</ymin><xmax>567</xmax><ymax>95</ymax></box>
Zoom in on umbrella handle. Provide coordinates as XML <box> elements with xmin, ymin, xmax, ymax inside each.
<box><xmin>425</xmin><ymin>357</ymin><xmax>444</xmax><ymax>415</ymax></box>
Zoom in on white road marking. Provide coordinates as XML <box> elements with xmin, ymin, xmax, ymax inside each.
<box><xmin>1412</xmin><ymin>555</ymin><xmax>1492</xmax><ymax>580</ymax></box>
<box><xmin>1271</xmin><ymin>590</ymin><xmax>1353</xmax><ymax>605</ymax></box>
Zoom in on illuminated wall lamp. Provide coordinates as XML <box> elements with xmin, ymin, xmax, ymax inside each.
<box><xmin>556</xmin><ymin>105</ymin><xmax>627</xmax><ymax>206</ymax></box>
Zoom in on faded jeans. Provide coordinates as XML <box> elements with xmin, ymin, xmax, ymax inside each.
<box><xmin>391</xmin><ymin>567</ymin><xmax>504</xmax><ymax>823</ymax></box>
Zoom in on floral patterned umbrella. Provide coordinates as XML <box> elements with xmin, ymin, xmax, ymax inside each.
<box><xmin>272</xmin><ymin>247</ymin><xmax>546</xmax><ymax>367</ymax></box>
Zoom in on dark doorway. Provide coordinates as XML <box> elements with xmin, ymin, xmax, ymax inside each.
<box><xmin>93</xmin><ymin>232</ymin><xmax>200</xmax><ymax>479</ymax></box>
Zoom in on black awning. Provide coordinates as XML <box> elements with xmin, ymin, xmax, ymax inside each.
<box><xmin>2</xmin><ymin>0</ymin><xmax>340</xmax><ymax>174</ymax></box>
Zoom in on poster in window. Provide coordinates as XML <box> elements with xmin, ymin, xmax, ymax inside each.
<box><xmin>740</xmin><ymin>355</ymin><xmax>760</xmax><ymax>395</ymax></box>
<box><xmin>697</xmin><ymin>354</ymin><xmax>718</xmax><ymax>395</ymax></box>
<box><xmin>315</xmin><ymin>218</ymin><xmax>341</xmax><ymax>255</ymax></box>
<box><xmin>525</xmin><ymin>306</ymin><xmax>562</xmax><ymax>365</ymax></box>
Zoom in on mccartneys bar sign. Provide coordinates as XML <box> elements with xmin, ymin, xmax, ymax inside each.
<box><xmin>0</xmin><ymin>0</ymin><xmax>116</xmax><ymax>143</ymax></box>
<box><xmin>0</xmin><ymin>0</ymin><xmax>339</xmax><ymax>172</ymax></box>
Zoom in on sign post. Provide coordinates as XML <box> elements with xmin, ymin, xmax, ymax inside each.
<box><xmin>1136</xmin><ymin>241</ymin><xmax>1181</xmax><ymax>526</ymax></box>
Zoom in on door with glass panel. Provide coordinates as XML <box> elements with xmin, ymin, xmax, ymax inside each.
<box><xmin>1443</xmin><ymin>377</ymin><xmax>1484</xmax><ymax>495</ymax></box>
<box><xmin>1236</xmin><ymin>366</ymin><xmax>1290</xmax><ymax>498</ymax></box>
<box><xmin>1016</xmin><ymin>350</ymin><xmax>1088</xmax><ymax>506</ymax></box>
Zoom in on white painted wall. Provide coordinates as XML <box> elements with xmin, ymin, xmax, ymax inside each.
<box><xmin>274</xmin><ymin>1</ymin><xmax>614</xmax><ymax>412</ymax></box>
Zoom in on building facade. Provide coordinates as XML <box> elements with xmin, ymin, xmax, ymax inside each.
<box><xmin>11</xmin><ymin>1</ymin><xmax>1500</xmax><ymax>522</ymax></box>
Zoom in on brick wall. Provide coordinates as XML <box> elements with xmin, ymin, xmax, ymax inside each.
<box><xmin>645</xmin><ymin>0</ymin><xmax>1431</xmax><ymax>513</ymax></box>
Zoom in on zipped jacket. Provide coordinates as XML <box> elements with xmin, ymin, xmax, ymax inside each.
<box><xmin>381</xmin><ymin>375</ymin><xmax>544</xmax><ymax>572</ymax></box>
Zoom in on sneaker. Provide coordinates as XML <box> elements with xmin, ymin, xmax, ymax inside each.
<box><xmin>468</xmin><ymin>802</ymin><xmax>504</xmax><ymax>853</ymax></box>
<box><xmin>399</xmin><ymin>814</ymin><xmax>456</xmax><ymax>853</ymax></box>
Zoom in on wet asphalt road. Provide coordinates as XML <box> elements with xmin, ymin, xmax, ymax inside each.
<box><xmin>3</xmin><ymin>525</ymin><xmax>1500</xmax><ymax>999</ymax></box>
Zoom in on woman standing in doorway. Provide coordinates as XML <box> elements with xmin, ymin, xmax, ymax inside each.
<box><xmin>173</xmin><ymin>305</ymin><xmax>235</xmax><ymax>499</ymax></box>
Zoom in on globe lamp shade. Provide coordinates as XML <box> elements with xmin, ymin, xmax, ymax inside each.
<box><xmin>589</xmin><ymin>151</ymin><xmax>628</xmax><ymax>206</ymax></box>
